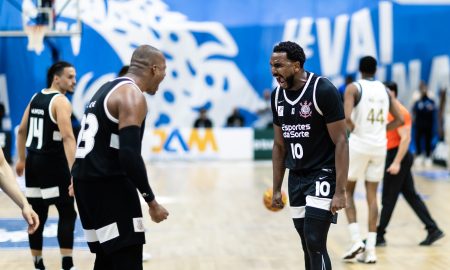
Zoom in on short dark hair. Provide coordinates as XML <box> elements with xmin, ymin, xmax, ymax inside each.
<box><xmin>46</xmin><ymin>61</ymin><xmax>73</xmax><ymax>88</ymax></box>
<box><xmin>359</xmin><ymin>56</ymin><xmax>377</xmax><ymax>75</ymax></box>
<box><xmin>384</xmin><ymin>81</ymin><xmax>398</xmax><ymax>97</ymax></box>
<box><xmin>273</xmin><ymin>41</ymin><xmax>306</xmax><ymax>68</ymax></box>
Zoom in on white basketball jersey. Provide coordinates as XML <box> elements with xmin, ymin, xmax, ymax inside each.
<box><xmin>349</xmin><ymin>79</ymin><xmax>390</xmax><ymax>156</ymax></box>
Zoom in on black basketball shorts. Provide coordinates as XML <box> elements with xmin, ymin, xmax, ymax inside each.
<box><xmin>288</xmin><ymin>168</ymin><xmax>337</xmax><ymax>224</ymax></box>
<box><xmin>25</xmin><ymin>152</ymin><xmax>71</xmax><ymax>204</ymax></box>
<box><xmin>73</xmin><ymin>177</ymin><xmax>145</xmax><ymax>254</ymax></box>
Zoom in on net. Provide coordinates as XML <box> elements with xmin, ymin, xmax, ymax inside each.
<box><xmin>24</xmin><ymin>25</ymin><xmax>48</xmax><ymax>55</ymax></box>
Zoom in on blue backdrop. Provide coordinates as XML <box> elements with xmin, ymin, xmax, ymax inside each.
<box><xmin>1</xmin><ymin>0</ymin><xmax>450</xmax><ymax>138</ymax></box>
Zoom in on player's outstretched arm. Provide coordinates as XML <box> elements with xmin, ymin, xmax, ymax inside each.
<box><xmin>0</xmin><ymin>149</ymin><xmax>39</xmax><ymax>233</ymax></box>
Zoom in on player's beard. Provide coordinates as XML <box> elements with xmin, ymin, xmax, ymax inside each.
<box><xmin>285</xmin><ymin>74</ymin><xmax>295</xmax><ymax>90</ymax></box>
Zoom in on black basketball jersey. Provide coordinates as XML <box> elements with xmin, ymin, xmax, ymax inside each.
<box><xmin>71</xmin><ymin>77</ymin><xmax>145</xmax><ymax>180</ymax></box>
<box><xmin>25</xmin><ymin>90</ymin><xmax>65</xmax><ymax>156</ymax></box>
<box><xmin>271</xmin><ymin>72</ymin><xmax>344</xmax><ymax>171</ymax></box>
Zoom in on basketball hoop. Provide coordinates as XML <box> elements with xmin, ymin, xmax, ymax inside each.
<box><xmin>24</xmin><ymin>25</ymin><xmax>48</xmax><ymax>55</ymax></box>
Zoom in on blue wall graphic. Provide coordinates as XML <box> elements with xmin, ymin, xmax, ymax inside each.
<box><xmin>1</xmin><ymin>0</ymin><xmax>450</xmax><ymax>145</ymax></box>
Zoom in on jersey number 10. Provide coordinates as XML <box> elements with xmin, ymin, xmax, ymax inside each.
<box><xmin>290</xmin><ymin>143</ymin><xmax>303</xmax><ymax>159</ymax></box>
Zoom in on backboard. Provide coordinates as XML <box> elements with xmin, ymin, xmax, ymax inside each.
<box><xmin>0</xmin><ymin>0</ymin><xmax>81</xmax><ymax>37</ymax></box>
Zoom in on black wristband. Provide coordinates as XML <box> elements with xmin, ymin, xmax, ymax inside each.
<box><xmin>142</xmin><ymin>192</ymin><xmax>155</xmax><ymax>202</ymax></box>
<box><xmin>119</xmin><ymin>125</ymin><xmax>155</xmax><ymax>202</ymax></box>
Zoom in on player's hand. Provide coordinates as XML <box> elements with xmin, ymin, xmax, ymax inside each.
<box><xmin>346</xmin><ymin>121</ymin><xmax>355</xmax><ymax>133</ymax></box>
<box><xmin>271</xmin><ymin>190</ymin><xmax>284</xmax><ymax>209</ymax></box>
<box><xmin>386</xmin><ymin>162</ymin><xmax>400</xmax><ymax>175</ymax></box>
<box><xmin>15</xmin><ymin>160</ymin><xmax>25</xmax><ymax>176</ymax></box>
<box><xmin>148</xmin><ymin>200</ymin><xmax>169</xmax><ymax>223</ymax></box>
<box><xmin>22</xmin><ymin>204</ymin><xmax>40</xmax><ymax>234</ymax></box>
<box><xmin>68</xmin><ymin>178</ymin><xmax>74</xmax><ymax>197</ymax></box>
<box><xmin>330</xmin><ymin>191</ymin><xmax>346</xmax><ymax>214</ymax></box>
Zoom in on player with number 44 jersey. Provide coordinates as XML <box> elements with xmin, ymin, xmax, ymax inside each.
<box><xmin>343</xmin><ymin>56</ymin><xmax>403</xmax><ymax>264</ymax></box>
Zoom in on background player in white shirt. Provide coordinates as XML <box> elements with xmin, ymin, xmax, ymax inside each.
<box><xmin>342</xmin><ymin>56</ymin><xmax>403</xmax><ymax>264</ymax></box>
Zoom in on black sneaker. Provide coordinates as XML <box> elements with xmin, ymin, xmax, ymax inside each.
<box><xmin>419</xmin><ymin>229</ymin><xmax>444</xmax><ymax>246</ymax></box>
<box><xmin>34</xmin><ymin>258</ymin><xmax>45</xmax><ymax>270</ymax></box>
<box><xmin>376</xmin><ymin>236</ymin><xmax>386</xmax><ymax>247</ymax></box>
<box><xmin>62</xmin><ymin>256</ymin><xmax>76</xmax><ymax>270</ymax></box>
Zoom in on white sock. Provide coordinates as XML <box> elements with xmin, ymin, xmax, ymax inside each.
<box><xmin>348</xmin><ymin>223</ymin><xmax>361</xmax><ymax>243</ymax></box>
<box><xmin>33</xmin><ymin>256</ymin><xmax>42</xmax><ymax>264</ymax></box>
<box><xmin>366</xmin><ymin>232</ymin><xmax>377</xmax><ymax>250</ymax></box>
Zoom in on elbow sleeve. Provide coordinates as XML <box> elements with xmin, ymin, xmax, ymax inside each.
<box><xmin>119</xmin><ymin>126</ymin><xmax>155</xmax><ymax>202</ymax></box>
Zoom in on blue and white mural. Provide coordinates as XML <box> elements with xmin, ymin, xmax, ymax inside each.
<box><xmin>1</xmin><ymin>0</ymin><xmax>450</xmax><ymax>134</ymax></box>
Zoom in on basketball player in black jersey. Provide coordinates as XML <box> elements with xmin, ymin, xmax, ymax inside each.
<box><xmin>270</xmin><ymin>41</ymin><xmax>348</xmax><ymax>270</ymax></box>
<box><xmin>16</xmin><ymin>61</ymin><xmax>78</xmax><ymax>270</ymax></box>
<box><xmin>71</xmin><ymin>45</ymin><xmax>169</xmax><ymax>270</ymax></box>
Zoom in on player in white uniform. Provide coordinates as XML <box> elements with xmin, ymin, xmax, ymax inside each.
<box><xmin>342</xmin><ymin>56</ymin><xmax>403</xmax><ymax>263</ymax></box>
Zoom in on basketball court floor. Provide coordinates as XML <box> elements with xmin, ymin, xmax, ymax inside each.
<box><xmin>1</xmin><ymin>161</ymin><xmax>449</xmax><ymax>270</ymax></box>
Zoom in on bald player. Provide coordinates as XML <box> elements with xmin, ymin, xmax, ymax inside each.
<box><xmin>71</xmin><ymin>45</ymin><xmax>169</xmax><ymax>270</ymax></box>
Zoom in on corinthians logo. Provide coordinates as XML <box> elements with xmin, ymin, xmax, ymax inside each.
<box><xmin>299</xmin><ymin>100</ymin><xmax>312</xmax><ymax>118</ymax></box>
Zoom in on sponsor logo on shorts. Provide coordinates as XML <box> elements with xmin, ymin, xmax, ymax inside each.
<box><xmin>133</xmin><ymin>217</ymin><xmax>145</xmax><ymax>232</ymax></box>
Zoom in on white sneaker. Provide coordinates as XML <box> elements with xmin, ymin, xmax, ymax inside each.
<box><xmin>424</xmin><ymin>158</ymin><xmax>433</xmax><ymax>168</ymax></box>
<box><xmin>414</xmin><ymin>156</ymin><xmax>424</xmax><ymax>168</ymax></box>
<box><xmin>142</xmin><ymin>252</ymin><xmax>152</xmax><ymax>262</ymax></box>
<box><xmin>356</xmin><ymin>249</ymin><xmax>377</xmax><ymax>264</ymax></box>
<box><xmin>342</xmin><ymin>241</ymin><xmax>365</xmax><ymax>260</ymax></box>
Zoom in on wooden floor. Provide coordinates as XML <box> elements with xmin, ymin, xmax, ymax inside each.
<box><xmin>1</xmin><ymin>161</ymin><xmax>449</xmax><ymax>270</ymax></box>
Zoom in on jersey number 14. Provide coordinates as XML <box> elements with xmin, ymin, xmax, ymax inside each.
<box><xmin>26</xmin><ymin>117</ymin><xmax>44</xmax><ymax>149</ymax></box>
